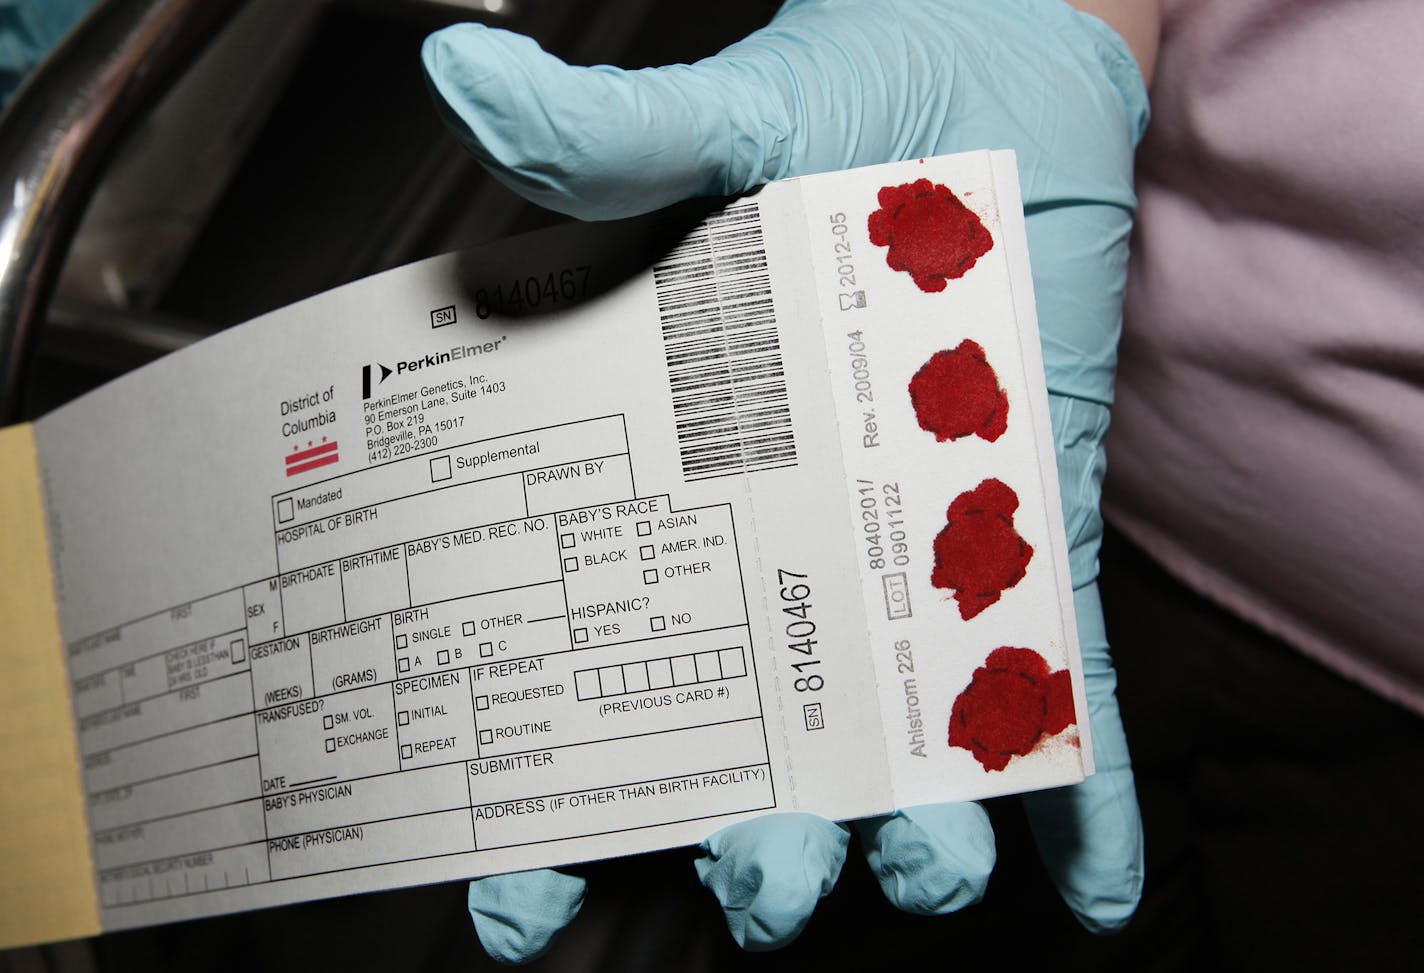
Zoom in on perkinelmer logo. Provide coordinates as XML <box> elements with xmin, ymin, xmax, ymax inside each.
<box><xmin>361</xmin><ymin>362</ymin><xmax>393</xmax><ymax>400</ymax></box>
<box><xmin>363</xmin><ymin>338</ymin><xmax>509</xmax><ymax>398</ymax></box>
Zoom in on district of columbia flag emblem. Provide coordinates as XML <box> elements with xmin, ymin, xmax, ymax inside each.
<box><xmin>286</xmin><ymin>437</ymin><xmax>339</xmax><ymax>476</ymax></box>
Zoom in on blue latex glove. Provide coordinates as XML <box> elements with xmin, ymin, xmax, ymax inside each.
<box><xmin>426</xmin><ymin>0</ymin><xmax>1148</xmax><ymax>960</ymax></box>
<box><xmin>0</xmin><ymin>0</ymin><xmax>97</xmax><ymax>107</ymax></box>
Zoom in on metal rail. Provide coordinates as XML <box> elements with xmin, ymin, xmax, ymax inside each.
<box><xmin>0</xmin><ymin>0</ymin><xmax>245</xmax><ymax>423</ymax></box>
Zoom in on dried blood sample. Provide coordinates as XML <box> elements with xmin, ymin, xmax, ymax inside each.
<box><xmin>948</xmin><ymin>646</ymin><xmax>1077</xmax><ymax>772</ymax></box>
<box><xmin>868</xmin><ymin>179</ymin><xmax>993</xmax><ymax>292</ymax></box>
<box><xmin>930</xmin><ymin>478</ymin><xmax>1033</xmax><ymax>619</ymax></box>
<box><xmin>909</xmin><ymin>340</ymin><xmax>1008</xmax><ymax>442</ymax></box>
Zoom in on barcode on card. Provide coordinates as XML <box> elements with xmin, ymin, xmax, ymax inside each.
<box><xmin>653</xmin><ymin>202</ymin><xmax>798</xmax><ymax>481</ymax></box>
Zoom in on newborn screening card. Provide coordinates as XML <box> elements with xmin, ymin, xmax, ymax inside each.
<box><xmin>0</xmin><ymin>149</ymin><xmax>1088</xmax><ymax>945</ymax></box>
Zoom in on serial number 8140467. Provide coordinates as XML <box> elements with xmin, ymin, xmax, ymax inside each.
<box><xmin>778</xmin><ymin>569</ymin><xmax>824</xmax><ymax>694</ymax></box>
<box><xmin>474</xmin><ymin>267</ymin><xmax>591</xmax><ymax>319</ymax></box>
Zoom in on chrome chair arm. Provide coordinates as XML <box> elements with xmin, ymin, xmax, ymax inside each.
<box><xmin>0</xmin><ymin>0</ymin><xmax>245</xmax><ymax>422</ymax></box>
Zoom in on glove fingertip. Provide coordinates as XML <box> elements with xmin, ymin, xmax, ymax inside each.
<box><xmin>1059</xmin><ymin>860</ymin><xmax>1142</xmax><ymax>935</ymax></box>
<box><xmin>1075</xmin><ymin>892</ymin><xmax>1139</xmax><ymax>935</ymax></box>
<box><xmin>467</xmin><ymin>870</ymin><xmax>586</xmax><ymax>965</ymax></box>
<box><xmin>1024</xmin><ymin>762</ymin><xmax>1144</xmax><ymax>935</ymax></box>
<box><xmin>857</xmin><ymin>803</ymin><xmax>996</xmax><ymax>916</ymax></box>
<box><xmin>421</xmin><ymin>20</ymin><xmax>509</xmax><ymax>73</ymax></box>
<box><xmin>421</xmin><ymin>23</ymin><xmax>487</xmax><ymax>93</ymax></box>
<box><xmin>694</xmin><ymin>814</ymin><xmax>849</xmax><ymax>951</ymax></box>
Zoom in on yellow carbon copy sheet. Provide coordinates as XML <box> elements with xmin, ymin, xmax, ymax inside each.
<box><xmin>0</xmin><ymin>151</ymin><xmax>1091</xmax><ymax>947</ymax></box>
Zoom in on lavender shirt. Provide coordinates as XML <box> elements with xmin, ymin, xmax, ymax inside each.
<box><xmin>1104</xmin><ymin>0</ymin><xmax>1424</xmax><ymax>713</ymax></box>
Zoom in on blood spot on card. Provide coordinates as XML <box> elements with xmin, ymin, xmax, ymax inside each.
<box><xmin>908</xmin><ymin>340</ymin><xmax>1008</xmax><ymax>442</ymax></box>
<box><xmin>930</xmin><ymin>478</ymin><xmax>1032</xmax><ymax>619</ymax></box>
<box><xmin>868</xmin><ymin>179</ymin><xmax>993</xmax><ymax>292</ymax></box>
<box><xmin>948</xmin><ymin>646</ymin><xmax>1077</xmax><ymax>772</ymax></box>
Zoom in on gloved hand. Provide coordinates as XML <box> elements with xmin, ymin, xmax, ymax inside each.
<box><xmin>425</xmin><ymin>0</ymin><xmax>1149</xmax><ymax>961</ymax></box>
